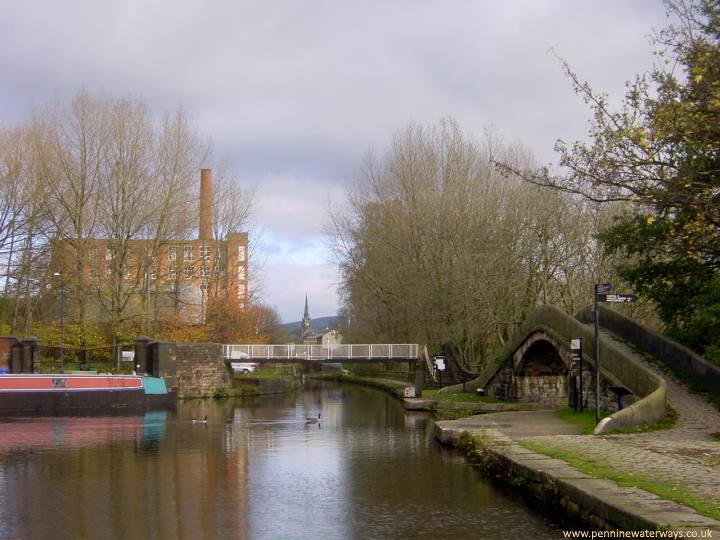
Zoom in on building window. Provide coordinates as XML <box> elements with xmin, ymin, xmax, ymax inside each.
<box><xmin>168</xmin><ymin>247</ymin><xmax>177</xmax><ymax>262</ymax></box>
<box><xmin>238</xmin><ymin>245</ymin><xmax>245</xmax><ymax>262</ymax></box>
<box><xmin>169</xmin><ymin>266</ymin><xmax>177</xmax><ymax>280</ymax></box>
<box><xmin>200</xmin><ymin>244</ymin><xmax>209</xmax><ymax>261</ymax></box>
<box><xmin>105</xmin><ymin>266</ymin><xmax>112</xmax><ymax>278</ymax></box>
<box><xmin>183</xmin><ymin>245</ymin><xmax>194</xmax><ymax>262</ymax></box>
<box><xmin>184</xmin><ymin>266</ymin><xmax>194</xmax><ymax>280</ymax></box>
<box><xmin>105</xmin><ymin>248</ymin><xmax>113</xmax><ymax>261</ymax></box>
<box><xmin>149</xmin><ymin>267</ymin><xmax>157</xmax><ymax>280</ymax></box>
<box><xmin>237</xmin><ymin>283</ymin><xmax>245</xmax><ymax>297</ymax></box>
<box><xmin>90</xmin><ymin>268</ymin><xmax>100</xmax><ymax>279</ymax></box>
<box><xmin>88</xmin><ymin>247</ymin><xmax>98</xmax><ymax>260</ymax></box>
<box><xmin>124</xmin><ymin>269</ymin><xmax>131</xmax><ymax>280</ymax></box>
<box><xmin>200</xmin><ymin>266</ymin><xmax>209</xmax><ymax>279</ymax></box>
<box><xmin>237</xmin><ymin>265</ymin><xmax>245</xmax><ymax>280</ymax></box>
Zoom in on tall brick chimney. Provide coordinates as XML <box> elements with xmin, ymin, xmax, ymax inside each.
<box><xmin>199</xmin><ymin>168</ymin><xmax>213</xmax><ymax>241</ymax></box>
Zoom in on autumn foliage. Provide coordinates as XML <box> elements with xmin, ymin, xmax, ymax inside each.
<box><xmin>155</xmin><ymin>298</ymin><xmax>280</xmax><ymax>344</ymax></box>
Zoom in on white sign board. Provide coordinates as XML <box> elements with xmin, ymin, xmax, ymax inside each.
<box><xmin>404</xmin><ymin>387</ymin><xmax>417</xmax><ymax>398</ymax></box>
<box><xmin>434</xmin><ymin>358</ymin><xmax>446</xmax><ymax>371</ymax></box>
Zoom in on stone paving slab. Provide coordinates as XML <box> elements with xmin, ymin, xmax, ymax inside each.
<box><xmin>560</xmin><ymin>477</ymin><xmax>720</xmax><ymax>531</ymax></box>
<box><xmin>438</xmin><ymin>409</ymin><xmax>584</xmax><ymax>438</ymax></box>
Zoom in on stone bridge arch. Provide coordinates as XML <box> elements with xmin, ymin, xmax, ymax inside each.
<box><xmin>488</xmin><ymin>330</ymin><xmax>580</xmax><ymax>406</ymax></box>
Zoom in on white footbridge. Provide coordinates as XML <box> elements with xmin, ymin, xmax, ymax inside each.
<box><xmin>223</xmin><ymin>343</ymin><xmax>421</xmax><ymax>363</ymax></box>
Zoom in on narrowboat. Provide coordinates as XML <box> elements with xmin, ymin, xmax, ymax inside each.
<box><xmin>0</xmin><ymin>374</ymin><xmax>175</xmax><ymax>415</ymax></box>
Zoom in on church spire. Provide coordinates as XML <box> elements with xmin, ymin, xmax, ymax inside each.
<box><xmin>302</xmin><ymin>294</ymin><xmax>312</xmax><ymax>335</ymax></box>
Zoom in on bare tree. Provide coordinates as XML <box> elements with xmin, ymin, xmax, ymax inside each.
<box><xmin>329</xmin><ymin>119</ymin><xmax>622</xmax><ymax>368</ymax></box>
<box><xmin>29</xmin><ymin>89</ymin><xmax>106</xmax><ymax>346</ymax></box>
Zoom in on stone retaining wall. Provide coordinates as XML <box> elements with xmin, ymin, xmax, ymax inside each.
<box><xmin>232</xmin><ymin>378</ymin><xmax>300</xmax><ymax>396</ymax></box>
<box><xmin>436</xmin><ymin>425</ymin><xmax>720</xmax><ymax>533</ymax></box>
<box><xmin>152</xmin><ymin>341</ymin><xmax>231</xmax><ymax>399</ymax></box>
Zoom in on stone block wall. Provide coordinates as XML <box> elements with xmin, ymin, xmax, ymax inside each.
<box><xmin>486</xmin><ymin>328</ymin><xmax>624</xmax><ymax>413</ymax></box>
<box><xmin>154</xmin><ymin>342</ymin><xmax>231</xmax><ymax>398</ymax></box>
<box><xmin>515</xmin><ymin>375</ymin><xmax>568</xmax><ymax>405</ymax></box>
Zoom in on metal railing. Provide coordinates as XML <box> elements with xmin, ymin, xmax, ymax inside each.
<box><xmin>423</xmin><ymin>345</ymin><xmax>438</xmax><ymax>383</ymax></box>
<box><xmin>223</xmin><ymin>344</ymin><xmax>420</xmax><ymax>361</ymax></box>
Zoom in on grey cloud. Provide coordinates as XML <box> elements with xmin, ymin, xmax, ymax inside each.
<box><xmin>1</xmin><ymin>0</ymin><xmax>673</xmax><ymax>321</ymax></box>
<box><xmin>262</xmin><ymin>262</ymin><xmax>341</xmax><ymax>322</ymax></box>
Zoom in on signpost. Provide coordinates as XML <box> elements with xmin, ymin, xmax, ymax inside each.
<box><xmin>593</xmin><ymin>283</ymin><xmax>637</xmax><ymax>421</ymax></box>
<box><xmin>434</xmin><ymin>356</ymin><xmax>445</xmax><ymax>385</ymax></box>
<box><xmin>570</xmin><ymin>338</ymin><xmax>583</xmax><ymax>412</ymax></box>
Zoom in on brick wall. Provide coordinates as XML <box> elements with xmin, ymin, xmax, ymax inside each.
<box><xmin>0</xmin><ymin>337</ymin><xmax>17</xmax><ymax>370</ymax></box>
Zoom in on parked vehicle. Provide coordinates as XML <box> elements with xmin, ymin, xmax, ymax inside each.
<box><xmin>231</xmin><ymin>362</ymin><xmax>258</xmax><ymax>375</ymax></box>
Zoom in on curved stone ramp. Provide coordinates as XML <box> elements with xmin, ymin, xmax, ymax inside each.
<box><xmin>439</xmin><ymin>305</ymin><xmax>667</xmax><ymax>433</ymax></box>
<box><xmin>576</xmin><ymin>304</ymin><xmax>720</xmax><ymax>401</ymax></box>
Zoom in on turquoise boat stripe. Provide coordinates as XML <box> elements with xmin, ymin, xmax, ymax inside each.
<box><xmin>142</xmin><ymin>376</ymin><xmax>168</xmax><ymax>395</ymax></box>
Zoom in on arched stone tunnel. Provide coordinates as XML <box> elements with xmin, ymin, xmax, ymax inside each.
<box><xmin>486</xmin><ymin>331</ymin><xmax>598</xmax><ymax>408</ymax></box>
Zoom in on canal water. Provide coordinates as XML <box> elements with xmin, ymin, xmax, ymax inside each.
<box><xmin>0</xmin><ymin>381</ymin><xmax>568</xmax><ymax>539</ymax></box>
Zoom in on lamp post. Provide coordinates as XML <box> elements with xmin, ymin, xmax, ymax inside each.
<box><xmin>53</xmin><ymin>272</ymin><xmax>65</xmax><ymax>374</ymax></box>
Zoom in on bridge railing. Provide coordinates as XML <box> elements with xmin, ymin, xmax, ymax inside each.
<box><xmin>223</xmin><ymin>344</ymin><xmax>419</xmax><ymax>361</ymax></box>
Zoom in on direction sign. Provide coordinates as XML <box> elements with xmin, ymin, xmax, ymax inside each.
<box><xmin>570</xmin><ymin>339</ymin><xmax>582</xmax><ymax>366</ymax></box>
<box><xmin>596</xmin><ymin>294</ymin><xmax>637</xmax><ymax>303</ymax></box>
<box><xmin>596</xmin><ymin>283</ymin><xmax>612</xmax><ymax>294</ymax></box>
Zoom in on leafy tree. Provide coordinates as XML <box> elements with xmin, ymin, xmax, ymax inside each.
<box><xmin>499</xmin><ymin>0</ymin><xmax>720</xmax><ymax>361</ymax></box>
<box><xmin>154</xmin><ymin>300</ymin><xmax>282</xmax><ymax>345</ymax></box>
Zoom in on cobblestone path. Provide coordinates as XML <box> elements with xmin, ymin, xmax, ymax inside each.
<box><xmin>525</xmin><ymin>331</ymin><xmax>720</xmax><ymax>506</ymax></box>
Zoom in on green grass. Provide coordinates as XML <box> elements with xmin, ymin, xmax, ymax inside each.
<box><xmin>235</xmin><ymin>367</ymin><xmax>295</xmax><ymax>379</ymax></box>
<box><xmin>554</xmin><ymin>407</ymin><xmax>606</xmax><ymax>435</ymax></box>
<box><xmin>519</xmin><ymin>440</ymin><xmax>720</xmax><ymax>521</ymax></box>
<box><xmin>454</xmin><ymin>430</ymin><xmax>504</xmax><ymax>465</ymax></box>
<box><xmin>603</xmin><ymin>407</ymin><xmax>678</xmax><ymax>435</ymax></box>
<box><xmin>554</xmin><ymin>406</ymin><xmax>678</xmax><ymax>435</ymax></box>
<box><xmin>422</xmin><ymin>389</ymin><xmax>501</xmax><ymax>403</ymax></box>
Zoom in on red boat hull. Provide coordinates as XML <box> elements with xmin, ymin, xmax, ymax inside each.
<box><xmin>0</xmin><ymin>375</ymin><xmax>174</xmax><ymax>415</ymax></box>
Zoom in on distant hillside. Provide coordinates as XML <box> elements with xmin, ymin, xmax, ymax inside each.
<box><xmin>280</xmin><ymin>316</ymin><xmax>340</xmax><ymax>334</ymax></box>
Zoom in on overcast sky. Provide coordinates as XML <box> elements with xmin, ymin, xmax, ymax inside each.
<box><xmin>1</xmin><ymin>1</ymin><xmax>671</xmax><ymax>322</ymax></box>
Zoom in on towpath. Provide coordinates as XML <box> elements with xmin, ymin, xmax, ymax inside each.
<box><xmin>527</xmin><ymin>332</ymin><xmax>720</xmax><ymax>505</ymax></box>
<box><xmin>437</xmin><ymin>330</ymin><xmax>720</xmax><ymax>532</ymax></box>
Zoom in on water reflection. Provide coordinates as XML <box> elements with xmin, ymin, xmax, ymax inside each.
<box><xmin>0</xmin><ymin>381</ymin><xmax>567</xmax><ymax>539</ymax></box>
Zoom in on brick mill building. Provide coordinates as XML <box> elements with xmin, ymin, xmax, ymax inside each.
<box><xmin>51</xmin><ymin>169</ymin><xmax>249</xmax><ymax>324</ymax></box>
